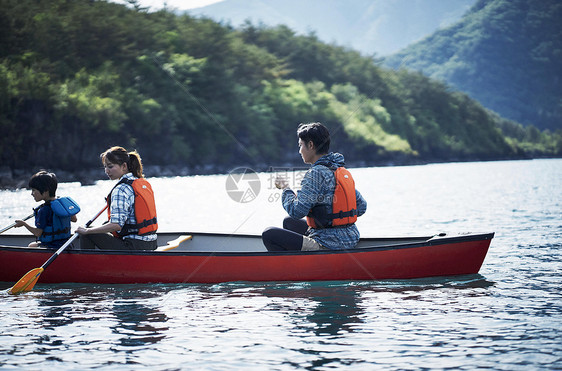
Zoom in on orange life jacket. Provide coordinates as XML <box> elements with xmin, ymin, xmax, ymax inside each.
<box><xmin>107</xmin><ymin>178</ymin><xmax>158</xmax><ymax>238</ymax></box>
<box><xmin>306</xmin><ymin>167</ymin><xmax>358</xmax><ymax>229</ymax></box>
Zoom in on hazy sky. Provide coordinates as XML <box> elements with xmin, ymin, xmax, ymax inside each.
<box><xmin>112</xmin><ymin>0</ymin><xmax>224</xmax><ymax>11</ymax></box>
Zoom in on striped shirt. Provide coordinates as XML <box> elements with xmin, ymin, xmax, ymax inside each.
<box><xmin>110</xmin><ymin>173</ymin><xmax>157</xmax><ymax>241</ymax></box>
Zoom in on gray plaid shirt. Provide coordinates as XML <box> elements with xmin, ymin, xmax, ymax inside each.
<box><xmin>110</xmin><ymin>173</ymin><xmax>157</xmax><ymax>241</ymax></box>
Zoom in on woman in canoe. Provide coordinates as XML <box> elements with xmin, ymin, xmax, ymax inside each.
<box><xmin>262</xmin><ymin>122</ymin><xmax>367</xmax><ymax>251</ymax></box>
<box><xmin>77</xmin><ymin>146</ymin><xmax>158</xmax><ymax>250</ymax></box>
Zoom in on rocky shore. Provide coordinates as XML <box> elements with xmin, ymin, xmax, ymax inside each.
<box><xmin>1</xmin><ymin>165</ymin><xmax>216</xmax><ymax>190</ymax></box>
<box><xmin>0</xmin><ymin>163</ymin><xmax>279</xmax><ymax>190</ymax></box>
<box><xmin>2</xmin><ymin>154</ymin><xmax>539</xmax><ymax>190</ymax></box>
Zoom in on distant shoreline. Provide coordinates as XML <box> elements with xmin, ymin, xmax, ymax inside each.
<box><xmin>3</xmin><ymin>154</ymin><xmax>557</xmax><ymax>191</ymax></box>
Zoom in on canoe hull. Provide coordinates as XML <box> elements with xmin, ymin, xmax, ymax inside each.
<box><xmin>0</xmin><ymin>232</ymin><xmax>493</xmax><ymax>284</ymax></box>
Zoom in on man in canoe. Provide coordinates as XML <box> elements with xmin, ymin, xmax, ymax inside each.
<box><xmin>262</xmin><ymin>122</ymin><xmax>367</xmax><ymax>251</ymax></box>
<box><xmin>76</xmin><ymin>146</ymin><xmax>158</xmax><ymax>250</ymax></box>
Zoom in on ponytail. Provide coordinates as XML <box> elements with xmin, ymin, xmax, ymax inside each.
<box><xmin>127</xmin><ymin>150</ymin><xmax>144</xmax><ymax>178</ymax></box>
<box><xmin>101</xmin><ymin>146</ymin><xmax>145</xmax><ymax>178</ymax></box>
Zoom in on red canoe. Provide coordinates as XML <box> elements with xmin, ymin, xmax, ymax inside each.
<box><xmin>0</xmin><ymin>232</ymin><xmax>494</xmax><ymax>284</ymax></box>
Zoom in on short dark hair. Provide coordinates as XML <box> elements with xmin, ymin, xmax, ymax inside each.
<box><xmin>297</xmin><ymin>122</ymin><xmax>330</xmax><ymax>154</ymax></box>
<box><xmin>28</xmin><ymin>171</ymin><xmax>58</xmax><ymax>197</ymax></box>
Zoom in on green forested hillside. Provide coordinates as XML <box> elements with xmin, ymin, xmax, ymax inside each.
<box><xmin>385</xmin><ymin>0</ymin><xmax>562</xmax><ymax>131</ymax></box>
<box><xmin>0</xmin><ymin>0</ymin><xmax>559</xmax><ymax>179</ymax></box>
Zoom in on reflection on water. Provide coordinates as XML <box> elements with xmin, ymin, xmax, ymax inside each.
<box><xmin>260</xmin><ymin>282</ymin><xmax>364</xmax><ymax>337</ymax></box>
<box><xmin>0</xmin><ymin>272</ymin><xmax>558</xmax><ymax>370</ymax></box>
<box><xmin>109</xmin><ymin>288</ymin><xmax>169</xmax><ymax>348</ymax></box>
<box><xmin>29</xmin><ymin>286</ymin><xmax>170</xmax><ymax>352</ymax></box>
<box><xmin>112</xmin><ymin>303</ymin><xmax>168</xmax><ymax>347</ymax></box>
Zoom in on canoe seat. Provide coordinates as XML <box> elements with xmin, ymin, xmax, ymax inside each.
<box><xmin>156</xmin><ymin>235</ymin><xmax>192</xmax><ymax>252</ymax></box>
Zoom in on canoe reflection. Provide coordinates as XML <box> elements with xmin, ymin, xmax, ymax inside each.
<box><xmin>33</xmin><ymin>287</ymin><xmax>169</xmax><ymax>348</ymax></box>
<box><xmin>260</xmin><ymin>283</ymin><xmax>364</xmax><ymax>337</ymax></box>
<box><xmin>111</xmin><ymin>302</ymin><xmax>168</xmax><ymax>346</ymax></box>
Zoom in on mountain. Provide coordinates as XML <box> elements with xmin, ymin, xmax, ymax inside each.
<box><xmin>187</xmin><ymin>0</ymin><xmax>476</xmax><ymax>56</ymax></box>
<box><xmin>1</xmin><ymin>0</ymin><xmax>560</xmax><ymax>184</ymax></box>
<box><xmin>384</xmin><ymin>0</ymin><xmax>562</xmax><ymax>131</ymax></box>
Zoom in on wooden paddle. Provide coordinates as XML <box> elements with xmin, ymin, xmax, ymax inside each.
<box><xmin>155</xmin><ymin>235</ymin><xmax>192</xmax><ymax>251</ymax></box>
<box><xmin>8</xmin><ymin>205</ymin><xmax>108</xmax><ymax>295</ymax></box>
<box><xmin>0</xmin><ymin>213</ymin><xmax>34</xmax><ymax>234</ymax></box>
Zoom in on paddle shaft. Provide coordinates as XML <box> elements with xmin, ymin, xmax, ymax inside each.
<box><xmin>0</xmin><ymin>213</ymin><xmax>34</xmax><ymax>234</ymax></box>
<box><xmin>8</xmin><ymin>205</ymin><xmax>108</xmax><ymax>295</ymax></box>
<box><xmin>41</xmin><ymin>205</ymin><xmax>108</xmax><ymax>270</ymax></box>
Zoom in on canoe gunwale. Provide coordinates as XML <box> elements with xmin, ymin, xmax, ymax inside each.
<box><xmin>0</xmin><ymin>232</ymin><xmax>495</xmax><ymax>256</ymax></box>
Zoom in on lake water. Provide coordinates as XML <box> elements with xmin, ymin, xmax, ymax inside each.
<box><xmin>1</xmin><ymin>159</ymin><xmax>561</xmax><ymax>369</ymax></box>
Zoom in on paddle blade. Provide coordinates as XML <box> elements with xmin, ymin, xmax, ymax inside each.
<box><xmin>9</xmin><ymin>268</ymin><xmax>44</xmax><ymax>295</ymax></box>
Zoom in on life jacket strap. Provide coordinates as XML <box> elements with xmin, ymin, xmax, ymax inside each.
<box><xmin>125</xmin><ymin>217</ymin><xmax>158</xmax><ymax>231</ymax></box>
<box><xmin>42</xmin><ymin>227</ymin><xmax>71</xmax><ymax>237</ymax></box>
<box><xmin>119</xmin><ymin>217</ymin><xmax>158</xmax><ymax>236</ymax></box>
<box><xmin>327</xmin><ymin>209</ymin><xmax>358</xmax><ymax>220</ymax></box>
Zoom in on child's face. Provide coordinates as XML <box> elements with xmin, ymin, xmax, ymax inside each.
<box><xmin>31</xmin><ymin>188</ymin><xmax>49</xmax><ymax>202</ymax></box>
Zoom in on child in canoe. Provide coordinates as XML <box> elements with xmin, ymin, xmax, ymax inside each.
<box><xmin>15</xmin><ymin>171</ymin><xmax>80</xmax><ymax>248</ymax></box>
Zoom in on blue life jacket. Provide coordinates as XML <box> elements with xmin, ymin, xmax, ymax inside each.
<box><xmin>35</xmin><ymin>197</ymin><xmax>80</xmax><ymax>244</ymax></box>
